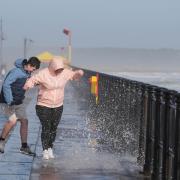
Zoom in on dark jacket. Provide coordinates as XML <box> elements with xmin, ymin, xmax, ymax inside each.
<box><xmin>0</xmin><ymin>59</ymin><xmax>30</xmax><ymax>105</ymax></box>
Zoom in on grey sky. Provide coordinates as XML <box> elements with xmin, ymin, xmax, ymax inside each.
<box><xmin>0</xmin><ymin>0</ymin><xmax>180</xmax><ymax>48</ymax></box>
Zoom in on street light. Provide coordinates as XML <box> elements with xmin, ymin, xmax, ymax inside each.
<box><xmin>63</xmin><ymin>28</ymin><xmax>71</xmax><ymax>63</ymax></box>
<box><xmin>23</xmin><ymin>37</ymin><xmax>34</xmax><ymax>59</ymax></box>
<box><xmin>0</xmin><ymin>17</ymin><xmax>6</xmax><ymax>76</ymax></box>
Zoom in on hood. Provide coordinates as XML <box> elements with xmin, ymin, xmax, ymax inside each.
<box><xmin>48</xmin><ymin>56</ymin><xmax>64</xmax><ymax>72</ymax></box>
<box><xmin>14</xmin><ymin>58</ymin><xmax>26</xmax><ymax>69</ymax></box>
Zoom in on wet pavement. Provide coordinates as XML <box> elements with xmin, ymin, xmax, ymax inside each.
<box><xmin>30</xmin><ymin>83</ymin><xmax>147</xmax><ymax>180</ymax></box>
<box><xmin>0</xmin><ymin>82</ymin><xmax>148</xmax><ymax>180</ymax></box>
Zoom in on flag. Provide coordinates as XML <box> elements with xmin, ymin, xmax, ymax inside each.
<box><xmin>63</xmin><ymin>28</ymin><xmax>70</xmax><ymax>35</ymax></box>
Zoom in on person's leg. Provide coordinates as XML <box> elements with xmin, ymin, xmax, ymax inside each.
<box><xmin>18</xmin><ymin>118</ymin><xmax>28</xmax><ymax>146</ymax></box>
<box><xmin>15</xmin><ymin>104</ymin><xmax>35</xmax><ymax>156</ymax></box>
<box><xmin>49</xmin><ymin>106</ymin><xmax>63</xmax><ymax>149</ymax></box>
<box><xmin>36</xmin><ymin>105</ymin><xmax>53</xmax><ymax>160</ymax></box>
<box><xmin>36</xmin><ymin>105</ymin><xmax>52</xmax><ymax>151</ymax></box>
<box><xmin>0</xmin><ymin>117</ymin><xmax>17</xmax><ymax>139</ymax></box>
<box><xmin>0</xmin><ymin>104</ymin><xmax>18</xmax><ymax>140</ymax></box>
<box><xmin>15</xmin><ymin>104</ymin><xmax>29</xmax><ymax>148</ymax></box>
<box><xmin>0</xmin><ymin>114</ymin><xmax>17</xmax><ymax>153</ymax></box>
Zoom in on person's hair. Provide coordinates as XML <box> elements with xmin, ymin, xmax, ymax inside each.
<box><xmin>24</xmin><ymin>57</ymin><xmax>41</xmax><ymax>69</ymax></box>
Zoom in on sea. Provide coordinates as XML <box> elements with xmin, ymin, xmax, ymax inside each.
<box><xmin>72</xmin><ymin>48</ymin><xmax>180</xmax><ymax>92</ymax></box>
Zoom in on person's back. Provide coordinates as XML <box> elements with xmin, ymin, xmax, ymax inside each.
<box><xmin>0</xmin><ymin>58</ymin><xmax>31</xmax><ymax>105</ymax></box>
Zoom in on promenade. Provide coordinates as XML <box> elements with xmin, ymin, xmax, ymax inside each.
<box><xmin>0</xmin><ymin>82</ymin><xmax>146</xmax><ymax>180</ymax></box>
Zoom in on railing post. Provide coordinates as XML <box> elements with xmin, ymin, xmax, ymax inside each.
<box><xmin>164</xmin><ymin>91</ymin><xmax>177</xmax><ymax>179</ymax></box>
<box><xmin>143</xmin><ymin>86</ymin><xmax>156</xmax><ymax>176</ymax></box>
<box><xmin>174</xmin><ymin>93</ymin><xmax>180</xmax><ymax>179</ymax></box>
<box><xmin>152</xmin><ymin>88</ymin><xmax>166</xmax><ymax>180</ymax></box>
<box><xmin>137</xmin><ymin>83</ymin><xmax>148</xmax><ymax>165</ymax></box>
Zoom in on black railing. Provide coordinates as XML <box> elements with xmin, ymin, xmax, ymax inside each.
<box><xmin>74</xmin><ymin>67</ymin><xmax>180</xmax><ymax>179</ymax></box>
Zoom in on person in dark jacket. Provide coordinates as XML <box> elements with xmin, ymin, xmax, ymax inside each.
<box><xmin>0</xmin><ymin>57</ymin><xmax>40</xmax><ymax>155</ymax></box>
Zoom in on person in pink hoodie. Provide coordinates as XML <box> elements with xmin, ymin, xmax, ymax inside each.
<box><xmin>23</xmin><ymin>57</ymin><xmax>84</xmax><ymax>160</ymax></box>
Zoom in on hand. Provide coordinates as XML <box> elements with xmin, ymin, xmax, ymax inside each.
<box><xmin>9</xmin><ymin>101</ymin><xmax>16</xmax><ymax>106</ymax></box>
<box><xmin>78</xmin><ymin>70</ymin><xmax>84</xmax><ymax>76</ymax></box>
<box><xmin>73</xmin><ymin>70</ymin><xmax>84</xmax><ymax>80</ymax></box>
<box><xmin>23</xmin><ymin>85</ymin><xmax>29</xmax><ymax>90</ymax></box>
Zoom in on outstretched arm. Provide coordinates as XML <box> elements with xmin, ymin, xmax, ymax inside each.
<box><xmin>23</xmin><ymin>72</ymin><xmax>42</xmax><ymax>90</ymax></box>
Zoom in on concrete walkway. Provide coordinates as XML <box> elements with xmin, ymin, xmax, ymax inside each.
<box><xmin>0</xmin><ymin>82</ymin><xmax>147</xmax><ymax>180</ymax></box>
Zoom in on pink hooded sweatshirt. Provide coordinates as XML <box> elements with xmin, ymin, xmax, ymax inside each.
<box><xmin>24</xmin><ymin>57</ymin><xmax>84</xmax><ymax>108</ymax></box>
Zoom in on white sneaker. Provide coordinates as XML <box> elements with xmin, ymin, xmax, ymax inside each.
<box><xmin>48</xmin><ymin>148</ymin><xmax>54</xmax><ymax>159</ymax></box>
<box><xmin>42</xmin><ymin>150</ymin><xmax>49</xmax><ymax>160</ymax></box>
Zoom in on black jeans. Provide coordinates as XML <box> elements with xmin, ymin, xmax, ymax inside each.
<box><xmin>36</xmin><ymin>105</ymin><xmax>63</xmax><ymax>150</ymax></box>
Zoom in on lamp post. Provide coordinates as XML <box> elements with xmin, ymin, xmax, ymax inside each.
<box><xmin>63</xmin><ymin>28</ymin><xmax>71</xmax><ymax>63</ymax></box>
<box><xmin>23</xmin><ymin>37</ymin><xmax>34</xmax><ymax>59</ymax></box>
<box><xmin>0</xmin><ymin>17</ymin><xmax>6</xmax><ymax>76</ymax></box>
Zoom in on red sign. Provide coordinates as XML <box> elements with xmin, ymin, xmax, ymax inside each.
<box><xmin>63</xmin><ymin>28</ymin><xmax>70</xmax><ymax>35</ymax></box>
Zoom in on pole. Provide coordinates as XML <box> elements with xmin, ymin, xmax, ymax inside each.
<box><xmin>63</xmin><ymin>28</ymin><xmax>72</xmax><ymax>63</ymax></box>
<box><xmin>23</xmin><ymin>38</ymin><xmax>33</xmax><ymax>59</ymax></box>
<box><xmin>24</xmin><ymin>38</ymin><xmax>27</xmax><ymax>59</ymax></box>
<box><xmin>0</xmin><ymin>17</ymin><xmax>3</xmax><ymax>68</ymax></box>
<box><xmin>68</xmin><ymin>31</ymin><xmax>72</xmax><ymax>63</ymax></box>
<box><xmin>0</xmin><ymin>17</ymin><xmax>6</xmax><ymax>76</ymax></box>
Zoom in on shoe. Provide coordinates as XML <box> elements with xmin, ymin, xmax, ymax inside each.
<box><xmin>43</xmin><ymin>150</ymin><xmax>49</xmax><ymax>160</ymax></box>
<box><xmin>20</xmin><ymin>145</ymin><xmax>36</xmax><ymax>156</ymax></box>
<box><xmin>48</xmin><ymin>148</ymin><xmax>54</xmax><ymax>159</ymax></box>
<box><xmin>0</xmin><ymin>140</ymin><xmax>5</xmax><ymax>153</ymax></box>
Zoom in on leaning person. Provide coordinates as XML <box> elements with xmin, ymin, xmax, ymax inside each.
<box><xmin>0</xmin><ymin>57</ymin><xmax>41</xmax><ymax>155</ymax></box>
<box><xmin>23</xmin><ymin>57</ymin><xmax>84</xmax><ymax>160</ymax></box>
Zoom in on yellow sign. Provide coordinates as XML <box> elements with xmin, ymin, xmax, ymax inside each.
<box><xmin>89</xmin><ymin>74</ymin><xmax>99</xmax><ymax>104</ymax></box>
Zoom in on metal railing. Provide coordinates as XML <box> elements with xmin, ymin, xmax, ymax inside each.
<box><xmin>74</xmin><ymin>67</ymin><xmax>180</xmax><ymax>179</ymax></box>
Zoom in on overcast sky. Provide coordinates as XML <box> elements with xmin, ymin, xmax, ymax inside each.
<box><xmin>0</xmin><ymin>0</ymin><xmax>180</xmax><ymax>49</ymax></box>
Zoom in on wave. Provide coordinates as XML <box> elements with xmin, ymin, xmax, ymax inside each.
<box><xmin>108</xmin><ymin>72</ymin><xmax>180</xmax><ymax>92</ymax></box>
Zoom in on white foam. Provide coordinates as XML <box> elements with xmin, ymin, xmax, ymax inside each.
<box><xmin>107</xmin><ymin>72</ymin><xmax>180</xmax><ymax>92</ymax></box>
